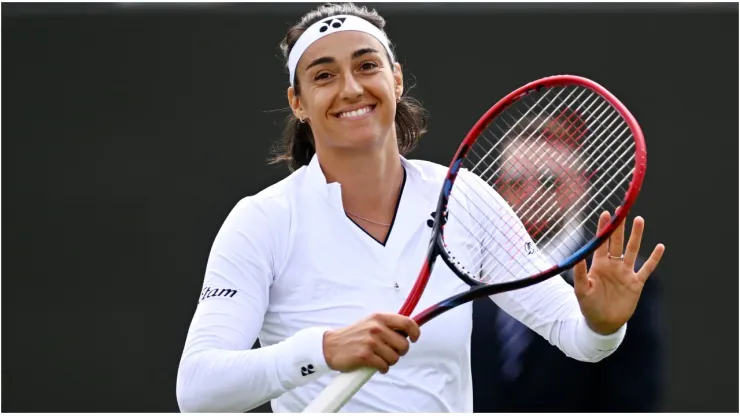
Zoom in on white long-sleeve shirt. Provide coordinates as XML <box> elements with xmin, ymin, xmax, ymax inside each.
<box><xmin>176</xmin><ymin>155</ymin><xmax>626</xmax><ymax>413</ymax></box>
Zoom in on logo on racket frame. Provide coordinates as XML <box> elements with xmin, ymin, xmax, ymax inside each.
<box><xmin>525</xmin><ymin>241</ymin><xmax>537</xmax><ymax>255</ymax></box>
<box><xmin>426</xmin><ymin>210</ymin><xmax>449</xmax><ymax>229</ymax></box>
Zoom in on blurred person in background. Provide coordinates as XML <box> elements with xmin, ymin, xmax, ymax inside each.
<box><xmin>470</xmin><ymin>112</ymin><xmax>663</xmax><ymax>412</ymax></box>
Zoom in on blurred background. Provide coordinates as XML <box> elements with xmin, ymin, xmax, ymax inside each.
<box><xmin>2</xmin><ymin>2</ymin><xmax>738</xmax><ymax>413</ymax></box>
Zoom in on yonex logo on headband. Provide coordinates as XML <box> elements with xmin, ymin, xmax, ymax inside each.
<box><xmin>287</xmin><ymin>15</ymin><xmax>396</xmax><ymax>86</ymax></box>
<box><xmin>319</xmin><ymin>17</ymin><xmax>346</xmax><ymax>32</ymax></box>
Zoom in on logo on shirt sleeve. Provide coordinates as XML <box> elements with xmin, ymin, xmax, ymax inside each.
<box><xmin>199</xmin><ymin>287</ymin><xmax>238</xmax><ymax>303</ymax></box>
<box><xmin>301</xmin><ymin>364</ymin><xmax>316</xmax><ymax>376</ymax></box>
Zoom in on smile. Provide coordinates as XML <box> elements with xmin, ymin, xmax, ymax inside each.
<box><xmin>336</xmin><ymin>105</ymin><xmax>375</xmax><ymax>119</ymax></box>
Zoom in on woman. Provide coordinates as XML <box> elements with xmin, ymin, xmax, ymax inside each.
<box><xmin>176</xmin><ymin>3</ymin><xmax>665</xmax><ymax>413</ymax></box>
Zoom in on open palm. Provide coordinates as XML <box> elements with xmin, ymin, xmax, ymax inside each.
<box><xmin>573</xmin><ymin>210</ymin><xmax>665</xmax><ymax>335</ymax></box>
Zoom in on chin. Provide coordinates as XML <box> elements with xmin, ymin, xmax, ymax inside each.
<box><xmin>331</xmin><ymin>125</ymin><xmax>393</xmax><ymax>151</ymax></box>
<box><xmin>337</xmin><ymin>131</ymin><xmax>387</xmax><ymax>151</ymax></box>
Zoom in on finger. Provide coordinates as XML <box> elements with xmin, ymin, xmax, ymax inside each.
<box><xmin>623</xmin><ymin>216</ymin><xmax>644</xmax><ymax>268</ymax></box>
<box><xmin>572</xmin><ymin>260</ymin><xmax>590</xmax><ymax>298</ymax></box>
<box><xmin>593</xmin><ymin>211</ymin><xmax>611</xmax><ymax>258</ymax></box>
<box><xmin>636</xmin><ymin>244</ymin><xmax>665</xmax><ymax>283</ymax></box>
<box><xmin>403</xmin><ymin>320</ymin><xmax>421</xmax><ymax>343</ymax></box>
<box><xmin>378</xmin><ymin>326</ymin><xmax>411</xmax><ymax>356</ymax></box>
<box><xmin>377</xmin><ymin>313</ymin><xmax>421</xmax><ymax>343</ymax></box>
<box><xmin>372</xmin><ymin>339</ymin><xmax>401</xmax><ymax>369</ymax></box>
<box><xmin>609</xmin><ymin>209</ymin><xmax>627</xmax><ymax>258</ymax></box>
<box><xmin>364</xmin><ymin>351</ymin><xmax>391</xmax><ymax>374</ymax></box>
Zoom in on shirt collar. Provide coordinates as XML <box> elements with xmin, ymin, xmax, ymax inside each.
<box><xmin>303</xmin><ymin>153</ymin><xmax>431</xmax><ymax>204</ymax></box>
<box><xmin>304</xmin><ymin>153</ymin><xmax>338</xmax><ymax>202</ymax></box>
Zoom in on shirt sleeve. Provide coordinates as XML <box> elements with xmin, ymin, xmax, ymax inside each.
<box><xmin>455</xmin><ymin>170</ymin><xmax>626</xmax><ymax>363</ymax></box>
<box><xmin>176</xmin><ymin>197</ymin><xmax>334</xmax><ymax>413</ymax></box>
<box><xmin>489</xmin><ymin>275</ymin><xmax>627</xmax><ymax>362</ymax></box>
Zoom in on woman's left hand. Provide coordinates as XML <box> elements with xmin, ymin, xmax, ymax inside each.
<box><xmin>573</xmin><ymin>210</ymin><xmax>666</xmax><ymax>335</ymax></box>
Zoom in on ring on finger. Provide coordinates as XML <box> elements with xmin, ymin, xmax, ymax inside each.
<box><xmin>607</xmin><ymin>253</ymin><xmax>625</xmax><ymax>261</ymax></box>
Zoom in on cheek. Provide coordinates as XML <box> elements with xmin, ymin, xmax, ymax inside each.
<box><xmin>308</xmin><ymin>92</ymin><xmax>333</xmax><ymax>117</ymax></box>
<box><xmin>381</xmin><ymin>100</ymin><xmax>397</xmax><ymax>121</ymax></box>
<box><xmin>302</xmin><ymin>94</ymin><xmax>333</xmax><ymax>133</ymax></box>
<box><xmin>369</xmin><ymin>77</ymin><xmax>397</xmax><ymax>106</ymax></box>
<box><xmin>378</xmin><ymin>93</ymin><xmax>399</xmax><ymax>126</ymax></box>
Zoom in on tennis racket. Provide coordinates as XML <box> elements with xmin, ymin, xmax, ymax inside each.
<box><xmin>302</xmin><ymin>74</ymin><xmax>646</xmax><ymax>413</ymax></box>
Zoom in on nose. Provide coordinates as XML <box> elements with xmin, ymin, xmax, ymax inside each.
<box><xmin>339</xmin><ymin>71</ymin><xmax>363</xmax><ymax>101</ymax></box>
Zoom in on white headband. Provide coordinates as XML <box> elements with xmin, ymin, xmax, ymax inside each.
<box><xmin>288</xmin><ymin>15</ymin><xmax>395</xmax><ymax>86</ymax></box>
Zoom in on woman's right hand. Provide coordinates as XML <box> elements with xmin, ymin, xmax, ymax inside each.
<box><xmin>322</xmin><ymin>313</ymin><xmax>421</xmax><ymax>374</ymax></box>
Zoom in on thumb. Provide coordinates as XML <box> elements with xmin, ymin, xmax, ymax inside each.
<box><xmin>572</xmin><ymin>260</ymin><xmax>589</xmax><ymax>298</ymax></box>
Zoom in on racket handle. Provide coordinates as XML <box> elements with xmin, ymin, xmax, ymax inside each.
<box><xmin>302</xmin><ymin>367</ymin><xmax>377</xmax><ymax>413</ymax></box>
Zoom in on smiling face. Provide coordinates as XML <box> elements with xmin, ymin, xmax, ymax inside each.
<box><xmin>288</xmin><ymin>30</ymin><xmax>403</xmax><ymax>154</ymax></box>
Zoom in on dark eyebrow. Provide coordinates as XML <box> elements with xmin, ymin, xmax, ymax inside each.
<box><xmin>352</xmin><ymin>47</ymin><xmax>380</xmax><ymax>59</ymax></box>
<box><xmin>305</xmin><ymin>56</ymin><xmax>335</xmax><ymax>71</ymax></box>
<box><xmin>304</xmin><ymin>47</ymin><xmax>382</xmax><ymax>71</ymax></box>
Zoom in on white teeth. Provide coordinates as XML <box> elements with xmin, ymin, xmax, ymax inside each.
<box><xmin>339</xmin><ymin>106</ymin><xmax>372</xmax><ymax>118</ymax></box>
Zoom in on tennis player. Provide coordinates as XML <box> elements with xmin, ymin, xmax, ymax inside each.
<box><xmin>176</xmin><ymin>3</ymin><xmax>665</xmax><ymax>413</ymax></box>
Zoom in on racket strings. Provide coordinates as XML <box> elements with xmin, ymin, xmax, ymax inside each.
<box><xmin>461</xmin><ymin>88</ymin><xmax>601</xmax><ymax>262</ymax></box>
<box><xmin>456</xmin><ymin>88</ymin><xmax>601</xmax><ymax>266</ymax></box>
<box><xmin>443</xmin><ymin>196</ymin><xmax>530</xmax><ymax>282</ymax></box>
<box><xmin>493</xmin><ymin>101</ymin><xmax>634</xmax><ymax>253</ymax></box>
<box><xmin>470</xmin><ymin>87</ymin><xmax>578</xmax><ymax>180</ymax></box>
<box><xmin>483</xmin><ymin>101</ymin><xmax>604</xmax><ymax>239</ymax></box>
<box><xmin>445</xmin><ymin>84</ymin><xmax>637</xmax><ymax>283</ymax></box>
<box><xmin>496</xmin><ymin>87</ymin><xmax>632</xmax><ymax>223</ymax></box>
<box><xmin>446</xmin><ymin>91</ymin><xmax>592</xmax><ymax>280</ymax></box>
<box><xmin>445</xmin><ymin>177</ymin><xmax>553</xmax><ymax>282</ymax></box>
<box><xmin>474</xmin><ymin>91</ymin><xmax>607</xmax><ymax>244</ymax></box>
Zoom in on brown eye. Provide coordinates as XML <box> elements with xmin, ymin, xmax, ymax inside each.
<box><xmin>314</xmin><ymin>72</ymin><xmax>331</xmax><ymax>81</ymax></box>
<box><xmin>360</xmin><ymin>61</ymin><xmax>379</xmax><ymax>71</ymax></box>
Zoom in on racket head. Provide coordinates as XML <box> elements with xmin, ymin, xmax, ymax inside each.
<box><xmin>435</xmin><ymin>74</ymin><xmax>646</xmax><ymax>292</ymax></box>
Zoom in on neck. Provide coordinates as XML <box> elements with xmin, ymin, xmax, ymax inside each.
<box><xmin>316</xmin><ymin>143</ymin><xmax>404</xmax><ymax>223</ymax></box>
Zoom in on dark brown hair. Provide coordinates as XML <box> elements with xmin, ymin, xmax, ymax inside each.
<box><xmin>269</xmin><ymin>2</ymin><xmax>429</xmax><ymax>171</ymax></box>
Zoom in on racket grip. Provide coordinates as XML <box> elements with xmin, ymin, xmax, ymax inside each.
<box><xmin>302</xmin><ymin>367</ymin><xmax>377</xmax><ymax>413</ymax></box>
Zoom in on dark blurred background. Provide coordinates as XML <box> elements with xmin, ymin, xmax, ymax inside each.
<box><xmin>2</xmin><ymin>2</ymin><xmax>738</xmax><ymax>413</ymax></box>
